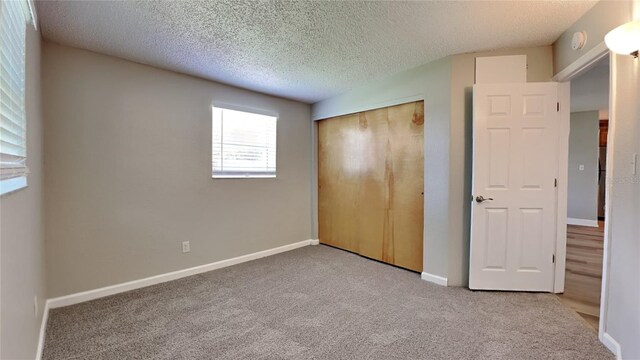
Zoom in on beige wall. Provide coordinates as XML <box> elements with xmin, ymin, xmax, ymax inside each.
<box><xmin>42</xmin><ymin>42</ymin><xmax>312</xmax><ymax>297</ymax></box>
<box><xmin>448</xmin><ymin>46</ymin><xmax>554</xmax><ymax>286</ymax></box>
<box><xmin>0</xmin><ymin>26</ymin><xmax>46</xmax><ymax>359</ymax></box>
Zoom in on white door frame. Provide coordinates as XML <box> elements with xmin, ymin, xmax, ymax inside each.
<box><xmin>554</xmin><ymin>81</ymin><xmax>570</xmax><ymax>294</ymax></box>
<box><xmin>552</xmin><ymin>41</ymin><xmax>615</xmax><ymax>353</ymax></box>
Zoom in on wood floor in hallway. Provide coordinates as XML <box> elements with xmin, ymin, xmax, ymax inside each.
<box><xmin>557</xmin><ymin>222</ymin><xmax>604</xmax><ymax>331</ymax></box>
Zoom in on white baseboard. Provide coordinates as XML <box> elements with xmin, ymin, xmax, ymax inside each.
<box><xmin>310</xmin><ymin>239</ymin><xmax>319</xmax><ymax>245</ymax></box>
<box><xmin>35</xmin><ymin>301</ymin><xmax>50</xmax><ymax>360</ymax></box>
<box><xmin>421</xmin><ymin>272</ymin><xmax>448</xmax><ymax>286</ymax></box>
<box><xmin>567</xmin><ymin>217</ymin><xmax>599</xmax><ymax>227</ymax></box>
<box><xmin>600</xmin><ymin>332</ymin><xmax>622</xmax><ymax>359</ymax></box>
<box><xmin>46</xmin><ymin>239</ymin><xmax>317</xmax><ymax>309</ymax></box>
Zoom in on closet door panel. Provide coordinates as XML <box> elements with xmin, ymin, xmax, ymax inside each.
<box><xmin>318</xmin><ymin>101</ymin><xmax>424</xmax><ymax>272</ymax></box>
<box><xmin>386</xmin><ymin>101</ymin><xmax>424</xmax><ymax>272</ymax></box>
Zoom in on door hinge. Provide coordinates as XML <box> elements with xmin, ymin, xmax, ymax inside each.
<box><xmin>554</xmin><ymin>178</ymin><xmax>558</xmax><ymax>187</ymax></box>
<box><xmin>557</xmin><ymin>102</ymin><xmax>560</xmax><ymax>112</ymax></box>
<box><xmin>552</xmin><ymin>254</ymin><xmax>556</xmax><ymax>263</ymax></box>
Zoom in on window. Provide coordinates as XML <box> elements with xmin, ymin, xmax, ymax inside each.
<box><xmin>212</xmin><ymin>106</ymin><xmax>277</xmax><ymax>178</ymax></box>
<box><xmin>0</xmin><ymin>0</ymin><xmax>34</xmax><ymax>195</ymax></box>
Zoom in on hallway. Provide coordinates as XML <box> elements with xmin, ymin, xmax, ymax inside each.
<box><xmin>557</xmin><ymin>222</ymin><xmax>604</xmax><ymax>331</ymax></box>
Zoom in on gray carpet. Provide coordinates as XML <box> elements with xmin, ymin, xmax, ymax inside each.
<box><xmin>43</xmin><ymin>245</ymin><xmax>613</xmax><ymax>360</ymax></box>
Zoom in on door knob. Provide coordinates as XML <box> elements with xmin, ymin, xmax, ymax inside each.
<box><xmin>475</xmin><ymin>195</ymin><xmax>494</xmax><ymax>203</ymax></box>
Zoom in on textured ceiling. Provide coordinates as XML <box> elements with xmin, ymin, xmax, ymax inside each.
<box><xmin>36</xmin><ymin>1</ymin><xmax>597</xmax><ymax>103</ymax></box>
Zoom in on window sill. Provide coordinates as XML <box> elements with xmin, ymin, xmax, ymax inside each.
<box><xmin>212</xmin><ymin>174</ymin><xmax>276</xmax><ymax>179</ymax></box>
<box><xmin>0</xmin><ymin>177</ymin><xmax>28</xmax><ymax>196</ymax></box>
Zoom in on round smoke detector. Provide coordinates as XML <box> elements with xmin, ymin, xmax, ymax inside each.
<box><xmin>572</xmin><ymin>31</ymin><xmax>587</xmax><ymax>50</ymax></box>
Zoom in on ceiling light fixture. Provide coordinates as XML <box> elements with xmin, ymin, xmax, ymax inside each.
<box><xmin>604</xmin><ymin>19</ymin><xmax>640</xmax><ymax>58</ymax></box>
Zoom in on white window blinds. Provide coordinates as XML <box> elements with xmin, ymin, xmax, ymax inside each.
<box><xmin>212</xmin><ymin>107</ymin><xmax>277</xmax><ymax>178</ymax></box>
<box><xmin>0</xmin><ymin>0</ymin><xmax>32</xmax><ymax>189</ymax></box>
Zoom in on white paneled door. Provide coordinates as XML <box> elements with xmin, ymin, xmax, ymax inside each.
<box><xmin>470</xmin><ymin>83</ymin><xmax>560</xmax><ymax>291</ymax></box>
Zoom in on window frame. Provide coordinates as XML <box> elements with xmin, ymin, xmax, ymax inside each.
<box><xmin>211</xmin><ymin>104</ymin><xmax>278</xmax><ymax>179</ymax></box>
<box><xmin>0</xmin><ymin>0</ymin><xmax>35</xmax><ymax>196</ymax></box>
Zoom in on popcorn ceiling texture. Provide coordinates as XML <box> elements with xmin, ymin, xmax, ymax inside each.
<box><xmin>36</xmin><ymin>1</ymin><xmax>596</xmax><ymax>103</ymax></box>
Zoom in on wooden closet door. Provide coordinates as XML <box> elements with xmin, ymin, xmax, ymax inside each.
<box><xmin>318</xmin><ymin>101</ymin><xmax>424</xmax><ymax>272</ymax></box>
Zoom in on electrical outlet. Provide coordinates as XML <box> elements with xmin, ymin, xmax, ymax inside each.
<box><xmin>632</xmin><ymin>153</ymin><xmax>638</xmax><ymax>175</ymax></box>
<box><xmin>182</xmin><ymin>241</ymin><xmax>190</xmax><ymax>253</ymax></box>
<box><xmin>33</xmin><ymin>296</ymin><xmax>38</xmax><ymax>317</ymax></box>
<box><xmin>579</xmin><ymin>164</ymin><xmax>585</xmax><ymax>171</ymax></box>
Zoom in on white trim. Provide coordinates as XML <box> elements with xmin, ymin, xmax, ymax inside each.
<box><xmin>599</xmin><ymin>53</ymin><xmax>616</xmax><ymax>353</ymax></box>
<box><xmin>309</xmin><ymin>239</ymin><xmax>319</xmax><ymax>245</ymax></box>
<box><xmin>212</xmin><ymin>174</ymin><xmax>276</xmax><ymax>179</ymax></box>
<box><xmin>600</xmin><ymin>332</ymin><xmax>622</xmax><ymax>359</ymax></box>
<box><xmin>35</xmin><ymin>301</ymin><xmax>50</xmax><ymax>360</ymax></box>
<box><xmin>553</xmin><ymin>42</ymin><xmax>609</xmax><ymax>82</ymax></box>
<box><xmin>420</xmin><ymin>272</ymin><xmax>448</xmax><ymax>286</ymax></box>
<box><xmin>557</xmin><ymin>42</ymin><xmax>616</xmax><ymax>355</ymax></box>
<box><xmin>312</xmin><ymin>94</ymin><xmax>424</xmax><ymax>121</ymax></box>
<box><xmin>310</xmin><ymin>120</ymin><xmax>319</xmax><ymax>242</ymax></box>
<box><xmin>46</xmin><ymin>239</ymin><xmax>317</xmax><ymax>309</ymax></box>
<box><xmin>27</xmin><ymin>0</ymin><xmax>38</xmax><ymax>30</ymax></box>
<box><xmin>566</xmin><ymin>217</ymin><xmax>599</xmax><ymax>227</ymax></box>
<box><xmin>554</xmin><ymin>82</ymin><xmax>570</xmax><ymax>294</ymax></box>
<box><xmin>211</xmin><ymin>102</ymin><xmax>279</xmax><ymax>118</ymax></box>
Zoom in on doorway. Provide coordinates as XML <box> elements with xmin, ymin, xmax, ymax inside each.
<box><xmin>557</xmin><ymin>57</ymin><xmax>609</xmax><ymax>331</ymax></box>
